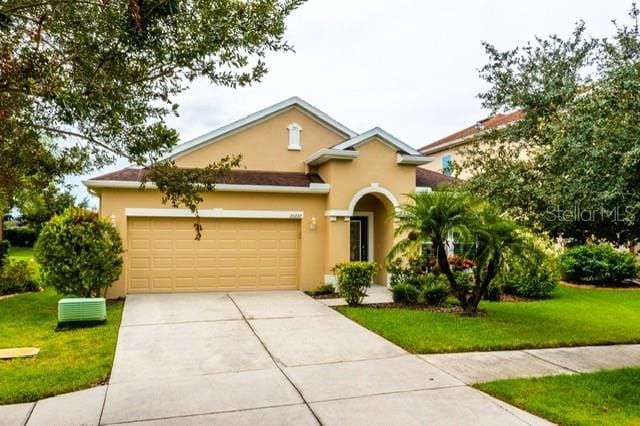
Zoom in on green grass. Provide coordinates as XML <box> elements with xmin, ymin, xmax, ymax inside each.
<box><xmin>476</xmin><ymin>368</ymin><xmax>640</xmax><ymax>425</ymax></box>
<box><xmin>0</xmin><ymin>248</ymin><xmax>123</xmax><ymax>404</ymax></box>
<box><xmin>338</xmin><ymin>286</ymin><xmax>640</xmax><ymax>353</ymax></box>
<box><xmin>7</xmin><ymin>246</ymin><xmax>40</xmax><ymax>277</ymax></box>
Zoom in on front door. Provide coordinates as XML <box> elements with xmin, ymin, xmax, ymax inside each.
<box><xmin>349</xmin><ymin>216</ymin><xmax>369</xmax><ymax>261</ymax></box>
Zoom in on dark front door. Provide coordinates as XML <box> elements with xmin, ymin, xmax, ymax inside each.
<box><xmin>349</xmin><ymin>216</ymin><xmax>369</xmax><ymax>261</ymax></box>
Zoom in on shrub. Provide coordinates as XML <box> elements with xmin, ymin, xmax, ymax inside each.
<box><xmin>447</xmin><ymin>255</ymin><xmax>475</xmax><ymax>271</ymax></box>
<box><xmin>334</xmin><ymin>261</ymin><xmax>379</xmax><ymax>306</ymax></box>
<box><xmin>312</xmin><ymin>283</ymin><xmax>336</xmax><ymax>295</ymax></box>
<box><xmin>35</xmin><ymin>208</ymin><xmax>123</xmax><ymax>297</ymax></box>
<box><xmin>420</xmin><ymin>275</ymin><xmax>449</xmax><ymax>306</ymax></box>
<box><xmin>498</xmin><ymin>233</ymin><xmax>559</xmax><ymax>299</ymax></box>
<box><xmin>4</xmin><ymin>226</ymin><xmax>38</xmax><ymax>247</ymax></box>
<box><xmin>559</xmin><ymin>244</ymin><xmax>639</xmax><ymax>285</ymax></box>
<box><xmin>0</xmin><ymin>259</ymin><xmax>38</xmax><ymax>295</ymax></box>
<box><xmin>387</xmin><ymin>256</ymin><xmax>428</xmax><ymax>287</ymax></box>
<box><xmin>0</xmin><ymin>239</ymin><xmax>9</xmax><ymax>268</ymax></box>
<box><xmin>392</xmin><ymin>283</ymin><xmax>419</xmax><ymax>305</ymax></box>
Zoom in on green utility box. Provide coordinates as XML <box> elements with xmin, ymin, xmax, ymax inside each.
<box><xmin>58</xmin><ymin>298</ymin><xmax>107</xmax><ymax>323</ymax></box>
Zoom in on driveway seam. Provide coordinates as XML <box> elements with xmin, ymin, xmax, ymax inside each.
<box><xmin>100</xmin><ymin>402</ymin><xmax>307</xmax><ymax>425</ymax></box>
<box><xmin>281</xmin><ymin>353</ymin><xmax>410</xmax><ymax>369</ymax></box>
<box><xmin>107</xmin><ymin>366</ymin><xmax>278</xmax><ymax>386</ymax></box>
<box><xmin>98</xmin><ymin>384</ymin><xmax>109</xmax><ymax>426</ymax></box>
<box><xmin>120</xmin><ymin>318</ymin><xmax>244</xmax><ymax>327</ymax></box>
<box><xmin>23</xmin><ymin>401</ymin><xmax>36</xmax><ymax>426</ymax></box>
<box><xmin>305</xmin><ymin>383</ymin><xmax>468</xmax><ymax>404</ymax></box>
<box><xmin>228</xmin><ymin>293</ymin><xmax>323</xmax><ymax>425</ymax></box>
<box><xmin>522</xmin><ymin>350</ymin><xmax>580</xmax><ymax>373</ymax></box>
<box><xmin>415</xmin><ymin>354</ymin><xmax>471</xmax><ymax>384</ymax></box>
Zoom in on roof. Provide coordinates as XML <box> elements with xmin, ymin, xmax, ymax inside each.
<box><xmin>88</xmin><ymin>167</ymin><xmax>452</xmax><ymax>191</ymax></box>
<box><xmin>168</xmin><ymin>96</ymin><xmax>358</xmax><ymax>160</ymax></box>
<box><xmin>415</xmin><ymin>168</ymin><xmax>456</xmax><ymax>188</ymax></box>
<box><xmin>332</xmin><ymin>127</ymin><xmax>423</xmax><ymax>156</ymax></box>
<box><xmin>89</xmin><ymin>168</ymin><xmax>325</xmax><ymax>187</ymax></box>
<box><xmin>419</xmin><ymin>110</ymin><xmax>524</xmax><ymax>154</ymax></box>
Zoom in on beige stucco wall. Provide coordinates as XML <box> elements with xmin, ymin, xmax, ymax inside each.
<box><xmin>175</xmin><ymin>107</ymin><xmax>347</xmax><ymax>172</ymax></box>
<box><xmin>96</xmin><ymin>117</ymin><xmax>425</xmax><ymax>296</ymax></box>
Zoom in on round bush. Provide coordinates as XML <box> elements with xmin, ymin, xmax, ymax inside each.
<box><xmin>420</xmin><ymin>274</ymin><xmax>450</xmax><ymax>306</ymax></box>
<box><xmin>392</xmin><ymin>283</ymin><xmax>419</xmax><ymax>305</ymax></box>
<box><xmin>35</xmin><ymin>208</ymin><xmax>123</xmax><ymax>297</ymax></box>
<box><xmin>559</xmin><ymin>244</ymin><xmax>639</xmax><ymax>285</ymax></box>
<box><xmin>334</xmin><ymin>261</ymin><xmax>380</xmax><ymax>306</ymax></box>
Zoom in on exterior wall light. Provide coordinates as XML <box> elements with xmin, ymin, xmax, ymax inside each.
<box><xmin>309</xmin><ymin>217</ymin><xmax>317</xmax><ymax>230</ymax></box>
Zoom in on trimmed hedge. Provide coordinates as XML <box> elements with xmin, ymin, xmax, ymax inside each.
<box><xmin>0</xmin><ymin>240</ymin><xmax>9</xmax><ymax>267</ymax></box>
<box><xmin>4</xmin><ymin>227</ymin><xmax>38</xmax><ymax>247</ymax></box>
<box><xmin>559</xmin><ymin>244</ymin><xmax>639</xmax><ymax>285</ymax></box>
<box><xmin>0</xmin><ymin>259</ymin><xmax>38</xmax><ymax>295</ymax></box>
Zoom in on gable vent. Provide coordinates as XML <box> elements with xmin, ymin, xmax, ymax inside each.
<box><xmin>287</xmin><ymin>122</ymin><xmax>302</xmax><ymax>151</ymax></box>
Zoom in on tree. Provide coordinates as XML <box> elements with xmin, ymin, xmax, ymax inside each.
<box><xmin>461</xmin><ymin>4</ymin><xmax>640</xmax><ymax>246</ymax></box>
<box><xmin>1</xmin><ymin>0</ymin><xmax>304</xmax><ymax>236</ymax></box>
<box><xmin>388</xmin><ymin>189</ymin><xmax>525</xmax><ymax>315</ymax></box>
<box><xmin>15</xmin><ymin>184</ymin><xmax>87</xmax><ymax>232</ymax></box>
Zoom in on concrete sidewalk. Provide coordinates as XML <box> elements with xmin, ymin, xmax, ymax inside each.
<box><xmin>4</xmin><ymin>291</ymin><xmax>638</xmax><ymax>425</ymax></box>
<box><xmin>421</xmin><ymin>344</ymin><xmax>640</xmax><ymax>384</ymax></box>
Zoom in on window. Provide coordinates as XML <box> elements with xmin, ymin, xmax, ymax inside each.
<box><xmin>287</xmin><ymin>122</ymin><xmax>302</xmax><ymax>150</ymax></box>
<box><xmin>442</xmin><ymin>154</ymin><xmax>453</xmax><ymax>176</ymax></box>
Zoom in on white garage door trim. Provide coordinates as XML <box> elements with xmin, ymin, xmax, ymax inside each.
<box><xmin>125</xmin><ymin>208</ymin><xmax>304</xmax><ymax>220</ymax></box>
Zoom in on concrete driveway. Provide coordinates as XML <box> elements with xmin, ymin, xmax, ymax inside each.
<box><xmin>98</xmin><ymin>291</ymin><xmax>547</xmax><ymax>425</ymax></box>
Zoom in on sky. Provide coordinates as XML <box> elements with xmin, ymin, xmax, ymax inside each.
<box><xmin>71</xmin><ymin>0</ymin><xmax>633</xmax><ymax>205</ymax></box>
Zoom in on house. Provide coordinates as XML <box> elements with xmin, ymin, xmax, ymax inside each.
<box><xmin>419</xmin><ymin>110</ymin><xmax>524</xmax><ymax>178</ymax></box>
<box><xmin>84</xmin><ymin>97</ymin><xmax>454</xmax><ymax>298</ymax></box>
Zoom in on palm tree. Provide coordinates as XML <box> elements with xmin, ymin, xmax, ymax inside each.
<box><xmin>388</xmin><ymin>188</ymin><xmax>524</xmax><ymax>315</ymax></box>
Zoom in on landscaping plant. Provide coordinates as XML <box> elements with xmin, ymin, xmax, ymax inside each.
<box><xmin>497</xmin><ymin>233</ymin><xmax>559</xmax><ymax>298</ymax></box>
<box><xmin>559</xmin><ymin>244</ymin><xmax>639</xmax><ymax>285</ymax></box>
<box><xmin>0</xmin><ymin>258</ymin><xmax>37</xmax><ymax>295</ymax></box>
<box><xmin>0</xmin><ymin>240</ymin><xmax>9</xmax><ymax>267</ymax></box>
<box><xmin>35</xmin><ymin>208</ymin><xmax>123</xmax><ymax>297</ymax></box>
<box><xmin>420</xmin><ymin>275</ymin><xmax>450</xmax><ymax>306</ymax></box>
<box><xmin>334</xmin><ymin>261</ymin><xmax>379</xmax><ymax>306</ymax></box>
<box><xmin>392</xmin><ymin>283</ymin><xmax>420</xmax><ymax>305</ymax></box>
<box><xmin>388</xmin><ymin>189</ymin><xmax>530</xmax><ymax>315</ymax></box>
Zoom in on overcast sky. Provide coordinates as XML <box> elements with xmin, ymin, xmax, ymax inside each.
<box><xmin>72</xmin><ymin>0</ymin><xmax>633</xmax><ymax>204</ymax></box>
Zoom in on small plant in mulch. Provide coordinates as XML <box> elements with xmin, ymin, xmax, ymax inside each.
<box><xmin>305</xmin><ymin>283</ymin><xmax>339</xmax><ymax>299</ymax></box>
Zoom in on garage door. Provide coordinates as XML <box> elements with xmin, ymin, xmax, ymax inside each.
<box><xmin>127</xmin><ymin>217</ymin><xmax>299</xmax><ymax>293</ymax></box>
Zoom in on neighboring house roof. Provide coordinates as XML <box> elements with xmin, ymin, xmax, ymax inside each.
<box><xmin>415</xmin><ymin>168</ymin><xmax>456</xmax><ymax>187</ymax></box>
<box><xmin>88</xmin><ymin>168</ymin><xmax>325</xmax><ymax>187</ymax></box>
<box><xmin>168</xmin><ymin>96</ymin><xmax>358</xmax><ymax>160</ymax></box>
<box><xmin>419</xmin><ymin>110</ymin><xmax>524</xmax><ymax>154</ymax></box>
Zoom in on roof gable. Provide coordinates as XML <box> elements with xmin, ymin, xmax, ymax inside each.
<box><xmin>169</xmin><ymin>97</ymin><xmax>357</xmax><ymax>160</ymax></box>
<box><xmin>332</xmin><ymin>127</ymin><xmax>422</xmax><ymax>156</ymax></box>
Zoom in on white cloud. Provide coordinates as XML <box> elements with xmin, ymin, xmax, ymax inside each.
<box><xmin>69</xmin><ymin>0</ymin><xmax>632</xmax><ymax>204</ymax></box>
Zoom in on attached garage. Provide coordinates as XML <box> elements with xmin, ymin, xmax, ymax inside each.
<box><xmin>127</xmin><ymin>217</ymin><xmax>300</xmax><ymax>293</ymax></box>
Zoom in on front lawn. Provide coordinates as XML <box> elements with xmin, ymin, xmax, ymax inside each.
<box><xmin>0</xmin><ymin>248</ymin><xmax>123</xmax><ymax>404</ymax></box>
<box><xmin>476</xmin><ymin>368</ymin><xmax>640</xmax><ymax>425</ymax></box>
<box><xmin>338</xmin><ymin>286</ymin><xmax>640</xmax><ymax>353</ymax></box>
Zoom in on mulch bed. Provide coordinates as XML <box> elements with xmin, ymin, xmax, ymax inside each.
<box><xmin>306</xmin><ymin>292</ymin><xmax>341</xmax><ymax>300</ymax></box>
<box><xmin>355</xmin><ymin>302</ymin><xmax>488</xmax><ymax>316</ymax></box>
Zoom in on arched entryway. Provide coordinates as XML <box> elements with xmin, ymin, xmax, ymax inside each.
<box><xmin>350</xmin><ymin>192</ymin><xmax>396</xmax><ymax>285</ymax></box>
